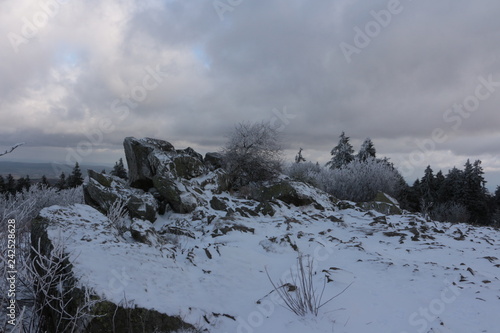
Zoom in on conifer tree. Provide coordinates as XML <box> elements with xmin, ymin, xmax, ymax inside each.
<box><xmin>67</xmin><ymin>162</ymin><xmax>84</xmax><ymax>188</ymax></box>
<box><xmin>0</xmin><ymin>175</ymin><xmax>5</xmax><ymax>193</ymax></box>
<box><xmin>40</xmin><ymin>175</ymin><xmax>50</xmax><ymax>188</ymax></box>
<box><xmin>6</xmin><ymin>174</ymin><xmax>16</xmax><ymax>195</ymax></box>
<box><xmin>357</xmin><ymin>138</ymin><xmax>376</xmax><ymax>162</ymax></box>
<box><xmin>56</xmin><ymin>172</ymin><xmax>67</xmax><ymax>190</ymax></box>
<box><xmin>326</xmin><ymin>132</ymin><xmax>354</xmax><ymax>169</ymax></box>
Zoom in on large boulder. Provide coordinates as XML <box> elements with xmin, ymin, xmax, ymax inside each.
<box><xmin>204</xmin><ymin>152</ymin><xmax>223</xmax><ymax>171</ymax></box>
<box><xmin>357</xmin><ymin>192</ymin><xmax>403</xmax><ymax>215</ymax></box>
<box><xmin>123</xmin><ymin>137</ymin><xmax>205</xmax><ymax>213</ymax></box>
<box><xmin>31</xmin><ymin>204</ymin><xmax>194</xmax><ymax>333</ymax></box>
<box><xmin>123</xmin><ymin>137</ymin><xmax>175</xmax><ymax>189</ymax></box>
<box><xmin>84</xmin><ymin>170</ymin><xmax>158</xmax><ymax>222</ymax></box>
<box><xmin>152</xmin><ymin>175</ymin><xmax>197</xmax><ymax>213</ymax></box>
<box><xmin>254</xmin><ymin>180</ymin><xmax>337</xmax><ymax>210</ymax></box>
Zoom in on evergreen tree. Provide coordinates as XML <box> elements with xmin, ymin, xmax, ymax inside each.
<box><xmin>357</xmin><ymin>138</ymin><xmax>376</xmax><ymax>162</ymax></box>
<box><xmin>6</xmin><ymin>174</ymin><xmax>16</xmax><ymax>195</ymax></box>
<box><xmin>67</xmin><ymin>162</ymin><xmax>84</xmax><ymax>188</ymax></box>
<box><xmin>463</xmin><ymin>159</ymin><xmax>488</xmax><ymax>224</ymax></box>
<box><xmin>40</xmin><ymin>175</ymin><xmax>50</xmax><ymax>188</ymax></box>
<box><xmin>326</xmin><ymin>131</ymin><xmax>354</xmax><ymax>169</ymax></box>
<box><xmin>294</xmin><ymin>148</ymin><xmax>306</xmax><ymax>164</ymax></box>
<box><xmin>56</xmin><ymin>172</ymin><xmax>67</xmax><ymax>190</ymax></box>
<box><xmin>442</xmin><ymin>167</ymin><xmax>464</xmax><ymax>203</ymax></box>
<box><xmin>495</xmin><ymin>186</ymin><xmax>500</xmax><ymax>206</ymax></box>
<box><xmin>16</xmin><ymin>176</ymin><xmax>30</xmax><ymax>192</ymax></box>
<box><xmin>111</xmin><ymin>158</ymin><xmax>128</xmax><ymax>180</ymax></box>
<box><xmin>420</xmin><ymin>165</ymin><xmax>436</xmax><ymax>205</ymax></box>
<box><xmin>0</xmin><ymin>175</ymin><xmax>5</xmax><ymax>193</ymax></box>
<box><xmin>434</xmin><ymin>170</ymin><xmax>446</xmax><ymax>203</ymax></box>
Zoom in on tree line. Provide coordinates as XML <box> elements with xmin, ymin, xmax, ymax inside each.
<box><xmin>0</xmin><ymin>159</ymin><xmax>128</xmax><ymax>195</ymax></box>
<box><xmin>304</xmin><ymin>131</ymin><xmax>500</xmax><ymax>226</ymax></box>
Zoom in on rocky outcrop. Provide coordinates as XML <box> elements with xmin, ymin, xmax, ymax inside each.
<box><xmin>31</xmin><ymin>204</ymin><xmax>193</xmax><ymax>333</ymax></box>
<box><xmin>357</xmin><ymin>192</ymin><xmax>403</xmax><ymax>215</ymax></box>
<box><xmin>123</xmin><ymin>137</ymin><xmax>175</xmax><ymax>189</ymax></box>
<box><xmin>83</xmin><ymin>170</ymin><xmax>157</xmax><ymax>222</ymax></box>
<box><xmin>252</xmin><ymin>180</ymin><xmax>337</xmax><ymax>210</ymax></box>
<box><xmin>123</xmin><ymin>137</ymin><xmax>205</xmax><ymax>213</ymax></box>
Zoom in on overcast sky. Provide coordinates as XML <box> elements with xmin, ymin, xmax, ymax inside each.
<box><xmin>1</xmin><ymin>0</ymin><xmax>499</xmax><ymax>189</ymax></box>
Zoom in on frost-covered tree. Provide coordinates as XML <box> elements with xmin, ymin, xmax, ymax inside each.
<box><xmin>223</xmin><ymin>121</ymin><xmax>282</xmax><ymax>188</ymax></box>
<box><xmin>357</xmin><ymin>138</ymin><xmax>376</xmax><ymax>162</ymax></box>
<box><xmin>67</xmin><ymin>162</ymin><xmax>83</xmax><ymax>188</ymax></box>
<box><xmin>294</xmin><ymin>148</ymin><xmax>306</xmax><ymax>164</ymax></box>
<box><xmin>308</xmin><ymin>157</ymin><xmax>404</xmax><ymax>202</ymax></box>
<box><xmin>326</xmin><ymin>132</ymin><xmax>354</xmax><ymax>169</ymax></box>
<box><xmin>111</xmin><ymin>158</ymin><xmax>128</xmax><ymax>180</ymax></box>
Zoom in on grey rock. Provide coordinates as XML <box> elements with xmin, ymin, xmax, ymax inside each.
<box><xmin>84</xmin><ymin>170</ymin><xmax>157</xmax><ymax>222</ymax></box>
<box><xmin>204</xmin><ymin>152</ymin><xmax>223</xmax><ymax>171</ymax></box>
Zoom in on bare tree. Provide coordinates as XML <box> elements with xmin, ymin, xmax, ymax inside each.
<box><xmin>222</xmin><ymin>121</ymin><xmax>282</xmax><ymax>188</ymax></box>
<box><xmin>0</xmin><ymin>143</ymin><xmax>25</xmax><ymax>157</ymax></box>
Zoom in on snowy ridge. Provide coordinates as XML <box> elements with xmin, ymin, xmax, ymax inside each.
<box><xmin>39</xmin><ymin>176</ymin><xmax>500</xmax><ymax>333</ymax></box>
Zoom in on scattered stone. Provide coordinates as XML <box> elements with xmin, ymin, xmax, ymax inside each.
<box><xmin>130</xmin><ymin>218</ymin><xmax>159</xmax><ymax>246</ymax></box>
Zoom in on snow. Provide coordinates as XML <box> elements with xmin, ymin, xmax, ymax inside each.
<box><xmin>39</xmin><ymin>190</ymin><xmax>500</xmax><ymax>332</ymax></box>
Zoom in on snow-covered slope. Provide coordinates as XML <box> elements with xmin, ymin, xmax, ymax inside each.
<box><xmin>39</xmin><ymin>179</ymin><xmax>500</xmax><ymax>333</ymax></box>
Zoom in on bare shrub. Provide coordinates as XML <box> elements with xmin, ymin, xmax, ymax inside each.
<box><xmin>223</xmin><ymin>121</ymin><xmax>282</xmax><ymax>188</ymax></box>
<box><xmin>106</xmin><ymin>198</ymin><xmax>129</xmax><ymax>234</ymax></box>
<box><xmin>431</xmin><ymin>202</ymin><xmax>470</xmax><ymax>223</ymax></box>
<box><xmin>0</xmin><ymin>186</ymin><xmax>85</xmax><ymax>332</ymax></box>
<box><xmin>266</xmin><ymin>255</ymin><xmax>348</xmax><ymax>317</ymax></box>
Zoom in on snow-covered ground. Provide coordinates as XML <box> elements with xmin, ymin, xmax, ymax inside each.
<box><xmin>40</xmin><ymin>190</ymin><xmax>500</xmax><ymax>333</ymax></box>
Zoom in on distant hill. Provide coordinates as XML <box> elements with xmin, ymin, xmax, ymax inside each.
<box><xmin>0</xmin><ymin>161</ymin><xmax>113</xmax><ymax>180</ymax></box>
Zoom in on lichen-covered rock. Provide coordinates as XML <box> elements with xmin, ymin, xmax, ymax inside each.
<box><xmin>357</xmin><ymin>192</ymin><xmax>403</xmax><ymax>215</ymax></box>
<box><xmin>84</xmin><ymin>170</ymin><xmax>157</xmax><ymax>222</ymax></box>
<box><xmin>254</xmin><ymin>180</ymin><xmax>337</xmax><ymax>210</ymax></box>
<box><xmin>172</xmin><ymin>155</ymin><xmax>205</xmax><ymax>179</ymax></box>
<box><xmin>124</xmin><ymin>137</ymin><xmax>175</xmax><ymax>189</ymax></box>
<box><xmin>204</xmin><ymin>152</ymin><xmax>223</xmax><ymax>170</ymax></box>
<box><xmin>153</xmin><ymin>175</ymin><xmax>197</xmax><ymax>213</ymax></box>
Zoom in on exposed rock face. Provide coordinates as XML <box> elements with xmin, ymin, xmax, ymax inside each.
<box><xmin>123</xmin><ymin>137</ymin><xmax>175</xmax><ymax>189</ymax></box>
<box><xmin>83</xmin><ymin>170</ymin><xmax>157</xmax><ymax>222</ymax></box>
<box><xmin>123</xmin><ymin>137</ymin><xmax>205</xmax><ymax>213</ymax></box>
<box><xmin>31</xmin><ymin>204</ymin><xmax>192</xmax><ymax>333</ymax></box>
